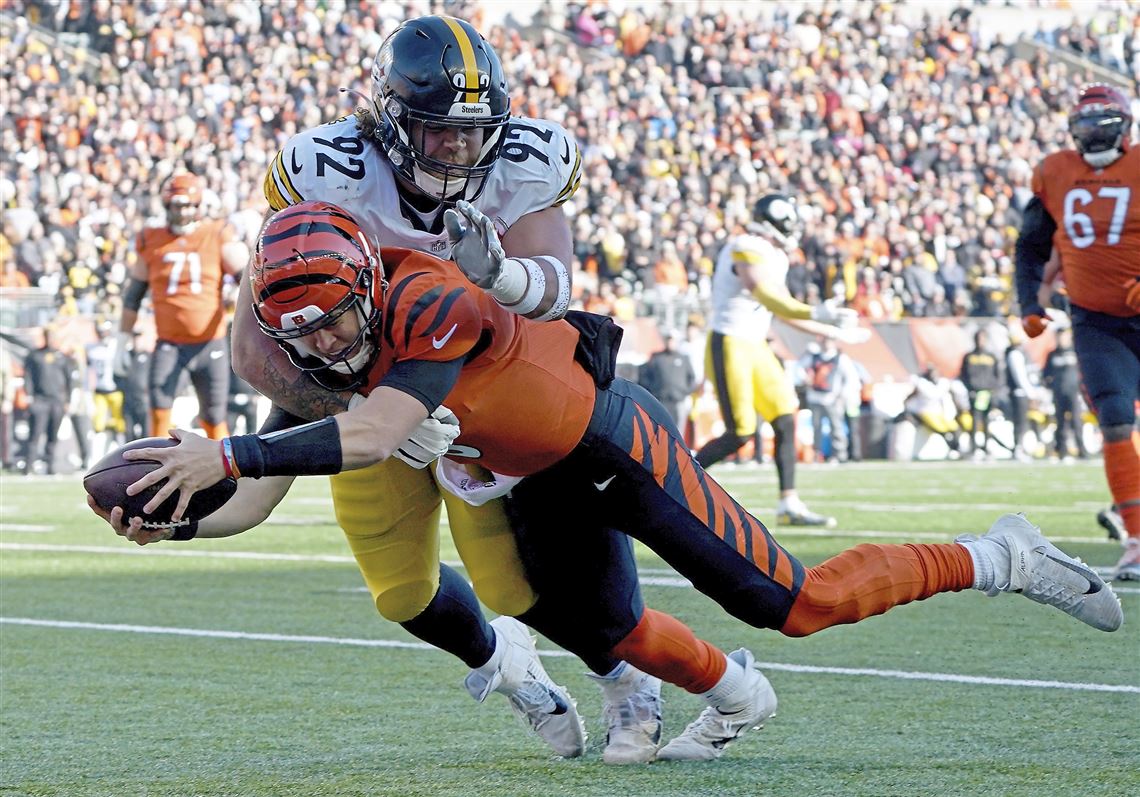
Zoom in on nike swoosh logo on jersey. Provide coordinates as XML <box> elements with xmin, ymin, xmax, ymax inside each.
<box><xmin>594</xmin><ymin>475</ymin><xmax>616</xmax><ymax>491</ymax></box>
<box><xmin>432</xmin><ymin>323</ymin><xmax>459</xmax><ymax>349</ymax></box>
<box><xmin>560</xmin><ymin>137</ymin><xmax>571</xmax><ymax>165</ymax></box>
<box><xmin>290</xmin><ymin>149</ymin><xmax>302</xmax><ymax>174</ymax></box>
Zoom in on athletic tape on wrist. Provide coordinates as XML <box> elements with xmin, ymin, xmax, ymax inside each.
<box><xmin>490</xmin><ymin>257</ymin><xmax>535</xmax><ymax>306</ymax></box>
<box><xmin>528</xmin><ymin>255</ymin><xmax>571</xmax><ymax>321</ymax></box>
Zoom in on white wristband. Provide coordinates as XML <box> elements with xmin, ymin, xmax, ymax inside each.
<box><xmin>489</xmin><ymin>257</ymin><xmax>532</xmax><ymax>306</ymax></box>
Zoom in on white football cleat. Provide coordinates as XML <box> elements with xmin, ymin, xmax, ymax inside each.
<box><xmin>1113</xmin><ymin>538</ymin><xmax>1140</xmax><ymax>582</ymax></box>
<box><xmin>464</xmin><ymin>616</ymin><xmax>587</xmax><ymax>758</ymax></box>
<box><xmin>656</xmin><ymin>649</ymin><xmax>776</xmax><ymax>761</ymax></box>
<box><xmin>957</xmin><ymin>513</ymin><xmax>1123</xmax><ymax>632</ymax></box>
<box><xmin>588</xmin><ymin>665</ymin><xmax>663</xmax><ymax>765</ymax></box>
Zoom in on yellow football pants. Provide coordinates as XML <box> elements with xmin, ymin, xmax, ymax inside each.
<box><xmin>329</xmin><ymin>458</ymin><xmax>536</xmax><ymax>623</ymax></box>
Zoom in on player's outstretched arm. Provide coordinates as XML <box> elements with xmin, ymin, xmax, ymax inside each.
<box><xmin>87</xmin><ymin>473</ymin><xmax>296</xmax><ymax>545</ymax></box>
<box><xmin>122</xmin><ymin>386</ymin><xmax>445</xmax><ymax>523</ymax></box>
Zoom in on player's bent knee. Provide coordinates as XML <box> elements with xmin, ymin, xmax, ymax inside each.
<box><xmin>374</xmin><ymin>580</ymin><xmax>437</xmax><ymax>623</ymax></box>
<box><xmin>471</xmin><ymin>576</ymin><xmax>536</xmax><ymax>617</ymax></box>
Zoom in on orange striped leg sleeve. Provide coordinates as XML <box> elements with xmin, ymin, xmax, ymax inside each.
<box><xmin>1104</xmin><ymin>431</ymin><xmax>1140</xmax><ymax>538</ymax></box>
<box><xmin>198</xmin><ymin>419</ymin><xmax>230</xmax><ymax>440</ymax></box>
<box><xmin>611</xmin><ymin>608</ymin><xmax>728</xmax><ymax>694</ymax></box>
<box><xmin>780</xmin><ymin>543</ymin><xmax>975</xmax><ymax>637</ymax></box>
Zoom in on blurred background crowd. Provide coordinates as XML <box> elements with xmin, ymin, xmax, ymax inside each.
<box><xmin>0</xmin><ymin>0</ymin><xmax>1136</xmax><ymax>472</ymax></box>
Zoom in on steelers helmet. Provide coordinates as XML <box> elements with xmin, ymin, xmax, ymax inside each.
<box><xmin>370</xmin><ymin>16</ymin><xmax>511</xmax><ymax>203</ymax></box>
<box><xmin>750</xmin><ymin>194</ymin><xmax>802</xmax><ymax>248</ymax></box>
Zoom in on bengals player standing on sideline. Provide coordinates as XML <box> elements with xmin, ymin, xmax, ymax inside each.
<box><xmin>126</xmin><ymin>201</ymin><xmax>1122</xmax><ymax>759</ymax></box>
<box><xmin>118</xmin><ymin>172</ymin><xmax>247</xmax><ymax>439</ymax></box>
<box><xmin>1015</xmin><ymin>83</ymin><xmax>1140</xmax><ymax>581</ymax></box>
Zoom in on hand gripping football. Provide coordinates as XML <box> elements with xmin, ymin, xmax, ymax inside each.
<box><xmin>83</xmin><ymin>437</ymin><xmax>237</xmax><ymax>529</ymax></box>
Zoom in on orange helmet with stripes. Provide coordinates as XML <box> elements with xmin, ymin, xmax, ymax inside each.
<box><xmin>161</xmin><ymin>172</ymin><xmax>204</xmax><ymax>233</ymax></box>
<box><xmin>251</xmin><ymin>201</ymin><xmax>384</xmax><ymax>390</ymax></box>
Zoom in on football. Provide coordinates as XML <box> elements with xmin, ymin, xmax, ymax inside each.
<box><xmin>83</xmin><ymin>437</ymin><xmax>238</xmax><ymax>529</ymax></box>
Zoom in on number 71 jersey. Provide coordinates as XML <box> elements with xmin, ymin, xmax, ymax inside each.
<box><xmin>263</xmin><ymin>114</ymin><xmax>582</xmax><ymax>257</ymax></box>
<box><xmin>1032</xmin><ymin>147</ymin><xmax>1140</xmax><ymax>317</ymax></box>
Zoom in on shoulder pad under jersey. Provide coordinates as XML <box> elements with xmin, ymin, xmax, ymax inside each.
<box><xmin>478</xmin><ymin>116</ymin><xmax>582</xmax><ymax>227</ymax></box>
<box><xmin>384</xmin><ymin>264</ymin><xmax>483</xmax><ymax>363</ymax></box>
<box><xmin>263</xmin><ymin>116</ymin><xmax>378</xmax><ymax>211</ymax></box>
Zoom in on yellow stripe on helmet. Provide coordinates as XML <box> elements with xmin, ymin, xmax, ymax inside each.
<box><xmin>442</xmin><ymin>17</ymin><xmax>480</xmax><ymax>103</ymax></box>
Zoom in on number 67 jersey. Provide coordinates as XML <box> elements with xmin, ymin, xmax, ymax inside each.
<box><xmin>1031</xmin><ymin>146</ymin><xmax>1140</xmax><ymax>317</ymax></box>
<box><xmin>262</xmin><ymin>113</ymin><xmax>582</xmax><ymax>258</ymax></box>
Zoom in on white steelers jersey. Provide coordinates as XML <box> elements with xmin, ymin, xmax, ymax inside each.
<box><xmin>263</xmin><ymin>114</ymin><xmax>582</xmax><ymax>256</ymax></box>
<box><xmin>709</xmin><ymin>233</ymin><xmax>789</xmax><ymax>340</ymax></box>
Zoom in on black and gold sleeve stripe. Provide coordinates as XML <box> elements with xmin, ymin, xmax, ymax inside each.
<box><xmin>553</xmin><ymin>145</ymin><xmax>583</xmax><ymax>207</ymax></box>
<box><xmin>263</xmin><ymin>150</ymin><xmax>305</xmax><ymax>210</ymax></box>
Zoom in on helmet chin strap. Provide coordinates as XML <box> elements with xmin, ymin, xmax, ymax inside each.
<box><xmin>289</xmin><ymin>306</ymin><xmax>376</xmax><ymax>375</ymax></box>
<box><xmin>411</xmin><ymin>163</ymin><xmax>469</xmax><ymax>202</ymax></box>
<box><xmin>1082</xmin><ymin>148</ymin><xmax>1123</xmax><ymax>168</ymax></box>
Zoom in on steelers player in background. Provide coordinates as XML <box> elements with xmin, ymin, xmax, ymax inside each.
<box><xmin>1015</xmin><ymin>83</ymin><xmax>1140</xmax><ymax>581</ymax></box>
<box><xmin>226</xmin><ymin>16</ymin><xmax>659</xmax><ymax>760</ymax></box>
<box><xmin>696</xmin><ymin>194</ymin><xmax>870</xmax><ymax>527</ymax></box>
<box><xmin>118</xmin><ymin>171</ymin><xmax>248</xmax><ymax>439</ymax></box>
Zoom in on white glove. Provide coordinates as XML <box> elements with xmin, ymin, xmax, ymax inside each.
<box><xmin>392</xmin><ymin>405</ymin><xmax>461</xmax><ymax>469</ymax></box>
<box><xmin>443</xmin><ymin>199</ymin><xmax>506</xmax><ymax>290</ymax></box>
<box><xmin>811</xmin><ymin>299</ymin><xmax>859</xmax><ymax>329</ymax></box>
<box><xmin>832</xmin><ymin>326</ymin><xmax>871</xmax><ymax>345</ymax></box>
<box><xmin>112</xmin><ymin>332</ymin><xmax>133</xmax><ymax>377</ymax></box>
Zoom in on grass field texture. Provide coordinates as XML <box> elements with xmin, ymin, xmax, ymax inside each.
<box><xmin>1</xmin><ymin>459</ymin><xmax>1137</xmax><ymax>797</ymax></box>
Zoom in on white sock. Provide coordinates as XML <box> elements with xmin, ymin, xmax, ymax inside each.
<box><xmin>956</xmin><ymin>536</ymin><xmax>1010</xmax><ymax>595</ymax></box>
<box><xmin>594</xmin><ymin>661</ymin><xmax>628</xmax><ymax>682</ymax></box>
<box><xmin>699</xmin><ymin>652</ymin><xmax>745</xmax><ymax>712</ymax></box>
<box><xmin>465</xmin><ymin>628</ymin><xmax>506</xmax><ymax>701</ymax></box>
<box><xmin>778</xmin><ymin>495</ymin><xmax>804</xmax><ymax>514</ymax></box>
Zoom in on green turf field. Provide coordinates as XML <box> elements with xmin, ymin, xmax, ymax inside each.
<box><xmin>1</xmin><ymin>460</ymin><xmax>1137</xmax><ymax>797</ymax></box>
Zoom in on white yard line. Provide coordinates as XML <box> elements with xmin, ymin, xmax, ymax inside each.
<box><xmin>1</xmin><ymin>616</ymin><xmax>1134</xmax><ymax>694</ymax></box>
<box><xmin>805</xmin><ymin>502</ymin><xmax>1105</xmax><ymax>512</ymax></box>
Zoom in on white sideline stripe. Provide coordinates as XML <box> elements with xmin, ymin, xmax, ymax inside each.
<box><xmin>0</xmin><ymin>542</ymin><xmax>357</xmax><ymax>563</ymax></box>
<box><xmin>808</xmin><ymin>501</ymin><xmax>1104</xmax><ymax>512</ymax></box>
<box><xmin>2</xmin><ymin>616</ymin><xmax>1135</xmax><ymax>694</ymax></box>
<box><xmin>0</xmin><ymin>524</ymin><xmax>54</xmax><ymax>533</ymax></box>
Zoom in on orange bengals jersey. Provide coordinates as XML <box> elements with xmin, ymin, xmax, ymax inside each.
<box><xmin>1032</xmin><ymin>147</ymin><xmax>1140</xmax><ymax>317</ymax></box>
<box><xmin>363</xmin><ymin>248</ymin><xmax>596</xmax><ymax>476</ymax></box>
<box><xmin>134</xmin><ymin>219</ymin><xmax>235</xmax><ymax>344</ymax></box>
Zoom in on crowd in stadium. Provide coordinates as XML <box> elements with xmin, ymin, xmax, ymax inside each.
<box><xmin>0</xmin><ymin>0</ymin><xmax>1135</xmax><ymax>472</ymax></box>
<box><xmin>2</xmin><ymin>1</ymin><xmax>1136</xmax><ymax>321</ymax></box>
